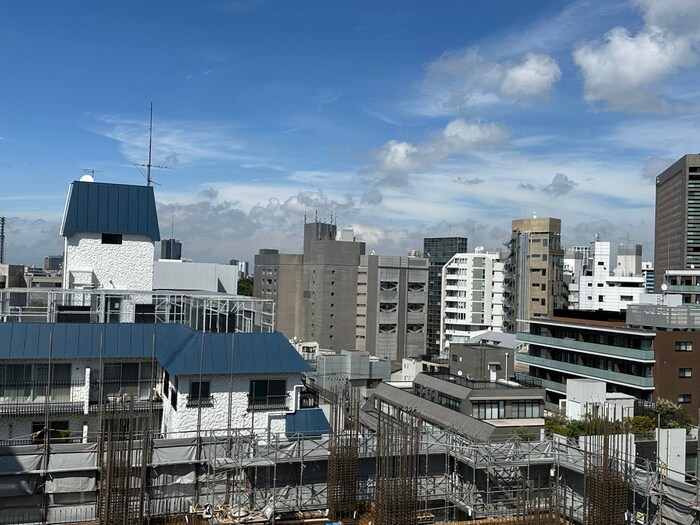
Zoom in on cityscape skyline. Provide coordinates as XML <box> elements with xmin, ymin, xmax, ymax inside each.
<box><xmin>3</xmin><ymin>1</ymin><xmax>700</xmax><ymax>265</ymax></box>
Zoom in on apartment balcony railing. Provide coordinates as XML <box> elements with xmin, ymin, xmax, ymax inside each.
<box><xmin>88</xmin><ymin>380</ymin><xmax>162</xmax><ymax>413</ymax></box>
<box><xmin>0</xmin><ymin>380</ymin><xmax>85</xmax><ymax>417</ymax></box>
<box><xmin>186</xmin><ymin>395</ymin><xmax>214</xmax><ymax>408</ymax></box>
<box><xmin>247</xmin><ymin>393</ymin><xmax>291</xmax><ymax>412</ymax></box>
<box><xmin>516</xmin><ymin>352</ymin><xmax>654</xmax><ymax>389</ymax></box>
<box><xmin>514</xmin><ymin>372</ymin><xmax>566</xmax><ymax>394</ymax></box>
<box><xmin>517</xmin><ymin>332</ymin><xmax>655</xmax><ymax>362</ymax></box>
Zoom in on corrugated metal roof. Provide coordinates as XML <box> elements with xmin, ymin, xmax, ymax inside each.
<box><xmin>60</xmin><ymin>181</ymin><xmax>161</xmax><ymax>240</ymax></box>
<box><xmin>0</xmin><ymin>324</ymin><xmax>310</xmax><ymax>377</ymax></box>
<box><xmin>285</xmin><ymin>408</ymin><xmax>330</xmax><ymax>437</ymax></box>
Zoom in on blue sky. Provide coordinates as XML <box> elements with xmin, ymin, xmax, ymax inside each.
<box><xmin>2</xmin><ymin>0</ymin><xmax>700</xmax><ymax>265</ymax></box>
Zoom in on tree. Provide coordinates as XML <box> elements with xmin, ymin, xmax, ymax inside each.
<box><xmin>237</xmin><ymin>277</ymin><xmax>254</xmax><ymax>296</ymax></box>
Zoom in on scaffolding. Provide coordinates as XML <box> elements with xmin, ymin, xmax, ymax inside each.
<box><xmin>327</xmin><ymin>386</ymin><xmax>360</xmax><ymax>521</ymax></box>
<box><xmin>373</xmin><ymin>409</ymin><xmax>421</xmax><ymax>525</ymax></box>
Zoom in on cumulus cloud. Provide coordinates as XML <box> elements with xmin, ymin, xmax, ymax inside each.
<box><xmin>4</xmin><ymin>217</ymin><xmax>62</xmax><ymax>265</ymax></box>
<box><xmin>375</xmin><ymin>119</ymin><xmax>509</xmax><ymax>174</ymax></box>
<box><xmin>573</xmin><ymin>0</ymin><xmax>700</xmax><ymax>111</ymax></box>
<box><xmin>422</xmin><ymin>49</ymin><xmax>561</xmax><ymax>111</ymax></box>
<box><xmin>542</xmin><ymin>173</ymin><xmax>577</xmax><ymax>196</ymax></box>
<box><xmin>157</xmin><ymin>190</ymin><xmax>357</xmax><ymax>263</ymax></box>
<box><xmin>641</xmin><ymin>156</ymin><xmax>675</xmax><ymax>182</ymax></box>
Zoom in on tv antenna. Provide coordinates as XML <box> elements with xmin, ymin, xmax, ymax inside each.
<box><xmin>136</xmin><ymin>102</ymin><xmax>169</xmax><ymax>186</ymax></box>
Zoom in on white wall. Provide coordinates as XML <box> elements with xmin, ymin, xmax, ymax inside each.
<box><xmin>63</xmin><ymin>233</ymin><xmax>155</xmax><ymax>292</ymax></box>
<box><xmin>161</xmin><ymin>373</ymin><xmax>303</xmax><ymax>437</ymax></box>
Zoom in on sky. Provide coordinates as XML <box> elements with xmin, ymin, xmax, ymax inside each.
<box><xmin>2</xmin><ymin>0</ymin><xmax>700</xmax><ymax>267</ymax></box>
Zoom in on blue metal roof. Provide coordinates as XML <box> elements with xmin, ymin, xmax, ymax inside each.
<box><xmin>60</xmin><ymin>181</ymin><xmax>161</xmax><ymax>241</ymax></box>
<box><xmin>0</xmin><ymin>324</ymin><xmax>310</xmax><ymax>377</ymax></box>
<box><xmin>285</xmin><ymin>408</ymin><xmax>330</xmax><ymax>438</ymax></box>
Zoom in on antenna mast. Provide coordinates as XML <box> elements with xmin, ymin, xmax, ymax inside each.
<box><xmin>147</xmin><ymin>101</ymin><xmax>153</xmax><ymax>186</ymax></box>
<box><xmin>137</xmin><ymin>102</ymin><xmax>168</xmax><ymax>186</ymax></box>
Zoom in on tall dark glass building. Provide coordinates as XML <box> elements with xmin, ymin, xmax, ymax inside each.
<box><xmin>423</xmin><ymin>237</ymin><xmax>468</xmax><ymax>356</ymax></box>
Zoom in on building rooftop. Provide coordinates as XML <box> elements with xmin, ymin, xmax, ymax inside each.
<box><xmin>0</xmin><ymin>323</ymin><xmax>311</xmax><ymax>377</ymax></box>
<box><xmin>60</xmin><ymin>180</ymin><xmax>161</xmax><ymax>241</ymax></box>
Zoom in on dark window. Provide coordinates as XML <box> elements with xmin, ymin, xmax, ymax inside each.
<box><xmin>101</xmin><ymin>233</ymin><xmax>123</xmax><ymax>245</ymax></box>
<box><xmin>679</xmin><ymin>394</ymin><xmax>692</xmax><ymax>404</ymax></box>
<box><xmin>189</xmin><ymin>381</ymin><xmax>210</xmax><ymax>399</ymax></box>
<box><xmin>676</xmin><ymin>341</ymin><xmax>693</xmax><ymax>352</ymax></box>
<box><xmin>679</xmin><ymin>368</ymin><xmax>693</xmax><ymax>378</ymax></box>
<box><xmin>249</xmin><ymin>379</ymin><xmax>287</xmax><ymax>410</ymax></box>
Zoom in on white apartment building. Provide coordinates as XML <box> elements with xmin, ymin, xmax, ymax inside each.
<box><xmin>440</xmin><ymin>250</ymin><xmax>504</xmax><ymax>354</ymax></box>
<box><xmin>578</xmin><ymin>241</ymin><xmax>645</xmax><ymax>312</ymax></box>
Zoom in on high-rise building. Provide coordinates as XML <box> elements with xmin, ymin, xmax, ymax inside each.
<box><xmin>577</xmin><ymin>241</ymin><xmax>645</xmax><ymax>312</ymax></box>
<box><xmin>161</xmin><ymin>238</ymin><xmax>182</xmax><ymax>260</ymax></box>
<box><xmin>355</xmin><ymin>254</ymin><xmax>429</xmax><ymax>361</ymax></box>
<box><xmin>230</xmin><ymin>259</ymin><xmax>250</xmax><ymax>278</ymax></box>
<box><xmin>654</xmin><ymin>154</ymin><xmax>700</xmax><ymax>291</ymax></box>
<box><xmin>423</xmin><ymin>237</ymin><xmax>468</xmax><ymax>355</ymax></box>
<box><xmin>255</xmin><ymin>221</ymin><xmax>365</xmax><ymax>351</ymax></box>
<box><xmin>503</xmin><ymin>217</ymin><xmax>565</xmax><ymax>333</ymax></box>
<box><xmin>440</xmin><ymin>250</ymin><xmax>504</xmax><ymax>353</ymax></box>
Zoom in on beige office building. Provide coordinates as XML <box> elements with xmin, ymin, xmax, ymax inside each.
<box><xmin>504</xmin><ymin>217</ymin><xmax>566</xmax><ymax>333</ymax></box>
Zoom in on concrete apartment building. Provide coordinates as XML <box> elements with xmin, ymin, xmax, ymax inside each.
<box><xmin>255</xmin><ymin>221</ymin><xmax>365</xmax><ymax>351</ymax></box>
<box><xmin>577</xmin><ymin>241</ymin><xmax>646</xmax><ymax>312</ymax></box>
<box><xmin>654</xmin><ymin>154</ymin><xmax>700</xmax><ymax>291</ymax></box>
<box><xmin>423</xmin><ymin>237</ymin><xmax>468</xmax><ymax>355</ymax></box>
<box><xmin>355</xmin><ymin>254</ymin><xmax>429</xmax><ymax>361</ymax></box>
<box><xmin>516</xmin><ymin>303</ymin><xmax>700</xmax><ymax>421</ymax></box>
<box><xmin>440</xmin><ymin>250</ymin><xmax>504</xmax><ymax>351</ymax></box>
<box><xmin>503</xmin><ymin>217</ymin><xmax>566</xmax><ymax>333</ymax></box>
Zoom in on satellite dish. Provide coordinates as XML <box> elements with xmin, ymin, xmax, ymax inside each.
<box><xmin>661</xmin><ymin>283</ymin><xmax>668</xmax><ymax>292</ymax></box>
<box><xmin>80</xmin><ymin>174</ymin><xmax>94</xmax><ymax>183</ymax></box>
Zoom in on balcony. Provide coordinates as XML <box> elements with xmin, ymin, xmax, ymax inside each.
<box><xmin>517</xmin><ymin>333</ymin><xmax>654</xmax><ymax>362</ymax></box>
<box><xmin>247</xmin><ymin>393</ymin><xmax>291</xmax><ymax>412</ymax></box>
<box><xmin>88</xmin><ymin>380</ymin><xmax>162</xmax><ymax>413</ymax></box>
<box><xmin>514</xmin><ymin>372</ymin><xmax>566</xmax><ymax>394</ymax></box>
<box><xmin>0</xmin><ymin>380</ymin><xmax>85</xmax><ymax>417</ymax></box>
<box><xmin>516</xmin><ymin>352</ymin><xmax>654</xmax><ymax>389</ymax></box>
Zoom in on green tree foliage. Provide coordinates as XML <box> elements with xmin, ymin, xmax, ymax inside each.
<box><xmin>237</xmin><ymin>277</ymin><xmax>254</xmax><ymax>296</ymax></box>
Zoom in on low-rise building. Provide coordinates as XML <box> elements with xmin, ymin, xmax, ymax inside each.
<box><xmin>362</xmin><ymin>372</ymin><xmax>545</xmax><ymax>442</ymax></box>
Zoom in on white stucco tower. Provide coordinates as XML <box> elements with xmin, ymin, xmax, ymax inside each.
<box><xmin>60</xmin><ymin>179</ymin><xmax>160</xmax><ymax>292</ymax></box>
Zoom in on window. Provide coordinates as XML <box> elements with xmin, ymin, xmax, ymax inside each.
<box><xmin>678</xmin><ymin>394</ymin><xmax>692</xmax><ymax>404</ymax></box>
<box><xmin>101</xmin><ymin>233</ymin><xmax>122</xmax><ymax>245</ymax></box>
<box><xmin>473</xmin><ymin>401</ymin><xmax>505</xmax><ymax>420</ymax></box>
<box><xmin>102</xmin><ymin>362</ymin><xmax>152</xmax><ymax>400</ymax></box>
<box><xmin>676</xmin><ymin>341</ymin><xmax>693</xmax><ymax>352</ymax></box>
<box><xmin>679</xmin><ymin>368</ymin><xmax>693</xmax><ymax>378</ymax></box>
<box><xmin>511</xmin><ymin>401</ymin><xmax>540</xmax><ymax>418</ymax></box>
<box><xmin>32</xmin><ymin>420</ymin><xmax>70</xmax><ymax>444</ymax></box>
<box><xmin>249</xmin><ymin>379</ymin><xmax>287</xmax><ymax>410</ymax></box>
<box><xmin>189</xmin><ymin>381</ymin><xmax>210</xmax><ymax>399</ymax></box>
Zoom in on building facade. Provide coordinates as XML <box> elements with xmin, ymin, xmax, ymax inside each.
<box><xmin>355</xmin><ymin>254</ymin><xmax>429</xmax><ymax>361</ymax></box>
<box><xmin>423</xmin><ymin>237</ymin><xmax>469</xmax><ymax>356</ymax></box>
<box><xmin>654</xmin><ymin>154</ymin><xmax>700</xmax><ymax>291</ymax></box>
<box><xmin>60</xmin><ymin>180</ymin><xmax>160</xmax><ymax>292</ymax></box>
<box><xmin>504</xmin><ymin>217</ymin><xmax>565</xmax><ymax>333</ymax></box>
<box><xmin>440</xmin><ymin>250</ymin><xmax>504</xmax><ymax>351</ymax></box>
<box><xmin>577</xmin><ymin>241</ymin><xmax>646</xmax><ymax>312</ymax></box>
<box><xmin>255</xmin><ymin>221</ymin><xmax>365</xmax><ymax>351</ymax></box>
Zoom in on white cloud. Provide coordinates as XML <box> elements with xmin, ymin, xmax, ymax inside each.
<box><xmin>375</xmin><ymin>119</ymin><xmax>509</xmax><ymax>174</ymax></box>
<box><xmin>499</xmin><ymin>53</ymin><xmax>562</xmax><ymax>101</ymax></box>
<box><xmin>573</xmin><ymin>0</ymin><xmax>700</xmax><ymax>111</ymax></box>
<box><xmin>420</xmin><ymin>49</ymin><xmax>561</xmax><ymax>113</ymax></box>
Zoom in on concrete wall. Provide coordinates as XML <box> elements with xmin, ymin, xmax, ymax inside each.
<box><xmin>63</xmin><ymin>232</ymin><xmax>154</xmax><ymax>292</ymax></box>
<box><xmin>153</xmin><ymin>260</ymin><xmax>238</xmax><ymax>293</ymax></box>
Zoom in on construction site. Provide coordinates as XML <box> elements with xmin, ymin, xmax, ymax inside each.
<box><xmin>0</xmin><ymin>388</ymin><xmax>697</xmax><ymax>525</ymax></box>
